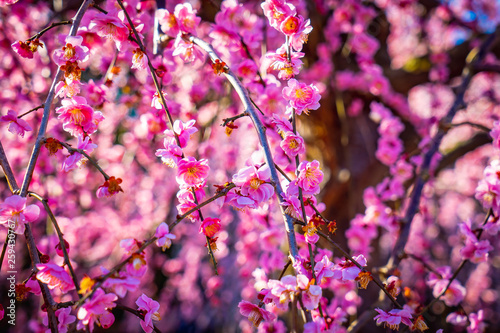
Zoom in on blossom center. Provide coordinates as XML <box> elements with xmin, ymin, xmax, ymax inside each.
<box><xmin>250</xmin><ymin>178</ymin><xmax>264</xmax><ymax>190</ymax></box>
<box><xmin>295</xmin><ymin>87</ymin><xmax>311</xmax><ymax>101</ymax></box>
<box><xmin>247</xmin><ymin>309</ymin><xmax>263</xmax><ymax>327</ymax></box>
<box><xmin>63</xmin><ymin>44</ymin><xmax>76</xmax><ymax>59</ymax></box>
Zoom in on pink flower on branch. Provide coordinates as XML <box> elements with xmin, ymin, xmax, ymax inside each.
<box><xmin>280</xmin><ymin>131</ymin><xmax>305</xmax><ymax>157</ymax></box>
<box><xmin>296</xmin><ymin>160</ymin><xmax>323</xmax><ymax>195</ymax></box>
<box><xmin>0</xmin><ymin>195</ymin><xmax>40</xmax><ymax>234</ymax></box>
<box><xmin>200</xmin><ymin>217</ymin><xmax>221</xmax><ymax>238</ymax></box>
<box><xmin>176</xmin><ymin>157</ymin><xmax>210</xmax><ymax>187</ymax></box>
<box><xmin>261</xmin><ymin>0</ymin><xmax>296</xmax><ymax>30</ymax></box>
<box><xmin>136</xmin><ymin>294</ymin><xmax>161</xmax><ymax>333</ymax></box>
<box><xmin>77</xmin><ymin>288</ymin><xmax>117</xmax><ymax>332</ymax></box>
<box><xmin>155</xmin><ymin>222</ymin><xmax>176</xmax><ymax>251</ymax></box>
<box><xmin>238</xmin><ymin>300</ymin><xmax>276</xmax><ymax>328</ymax></box>
<box><xmin>52</xmin><ymin>35</ymin><xmax>89</xmax><ymax>66</ymax></box>
<box><xmin>56</xmin><ymin>96</ymin><xmax>103</xmax><ymax>137</ymax></box>
<box><xmin>89</xmin><ymin>10</ymin><xmax>129</xmax><ymax>50</ymax></box>
<box><xmin>282</xmin><ymin>79</ymin><xmax>321</xmax><ymax>115</ymax></box>
<box><xmin>374</xmin><ymin>307</ymin><xmax>413</xmax><ymax>330</ymax></box>
<box><xmin>36</xmin><ymin>263</ymin><xmax>75</xmax><ymax>293</ymax></box>
<box><xmin>61</xmin><ymin>135</ymin><xmax>97</xmax><ymax>172</ymax></box>
<box><xmin>0</xmin><ymin>110</ymin><xmax>32</xmax><ymax>137</ymax></box>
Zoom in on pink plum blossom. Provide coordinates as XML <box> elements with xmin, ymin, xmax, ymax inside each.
<box><xmin>0</xmin><ymin>110</ymin><xmax>32</xmax><ymax>137</ymax></box>
<box><xmin>52</xmin><ymin>35</ymin><xmax>89</xmax><ymax>66</ymax></box>
<box><xmin>297</xmin><ymin>274</ymin><xmax>322</xmax><ymax>310</ymax></box>
<box><xmin>200</xmin><ymin>217</ymin><xmax>221</xmax><ymax>238</ymax></box>
<box><xmin>176</xmin><ymin>157</ymin><xmax>210</xmax><ymax>186</ymax></box>
<box><xmin>77</xmin><ymin>288</ymin><xmax>117</xmax><ymax>332</ymax></box>
<box><xmin>282</xmin><ymin>79</ymin><xmax>321</xmax><ymax>115</ymax></box>
<box><xmin>266</xmin><ymin>45</ymin><xmax>304</xmax><ymax>80</ymax></box>
<box><xmin>314</xmin><ymin>255</ymin><xmax>335</xmax><ymax>284</ymax></box>
<box><xmin>459</xmin><ymin>220</ymin><xmax>493</xmax><ymax>263</ymax></box>
<box><xmin>261</xmin><ymin>0</ymin><xmax>296</xmax><ymax>30</ymax></box>
<box><xmin>332</xmin><ymin>255</ymin><xmax>367</xmax><ymax>281</ymax></box>
<box><xmin>61</xmin><ymin>135</ymin><xmax>97</xmax><ymax>172</ymax></box>
<box><xmin>101</xmin><ymin>267</ymin><xmax>140</xmax><ymax>298</ymax></box>
<box><xmin>165</xmin><ymin>119</ymin><xmax>198</xmax><ymax>148</ymax></box>
<box><xmin>173</xmin><ymin>3</ymin><xmax>200</xmax><ymax>35</ymax></box>
<box><xmin>56</xmin><ymin>96</ymin><xmax>103</xmax><ymax>136</ymax></box>
<box><xmin>136</xmin><ymin>294</ymin><xmax>161</xmax><ymax>333</ymax></box>
<box><xmin>296</xmin><ymin>160</ymin><xmax>323</xmax><ymax>195</ymax></box>
<box><xmin>374</xmin><ymin>307</ymin><xmax>413</xmax><ymax>330</ymax></box>
<box><xmin>89</xmin><ymin>10</ymin><xmax>129</xmax><ymax>50</ymax></box>
<box><xmin>172</xmin><ymin>36</ymin><xmax>203</xmax><ymax>63</ymax></box>
<box><xmin>155</xmin><ymin>222</ymin><xmax>176</xmax><ymax>250</ymax></box>
<box><xmin>239</xmin><ymin>300</ymin><xmax>276</xmax><ymax>327</ymax></box>
<box><xmin>232</xmin><ymin>164</ymin><xmax>274</xmax><ymax>208</ymax></box>
<box><xmin>36</xmin><ymin>263</ymin><xmax>74</xmax><ymax>293</ymax></box>
<box><xmin>0</xmin><ymin>195</ymin><xmax>40</xmax><ymax>234</ymax></box>
<box><xmin>280</xmin><ymin>131</ymin><xmax>305</xmax><ymax>157</ymax></box>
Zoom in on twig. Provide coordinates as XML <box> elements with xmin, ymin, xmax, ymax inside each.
<box><xmin>58</xmin><ymin>140</ymin><xmax>110</xmax><ymax>180</ymax></box>
<box><xmin>190</xmin><ymin>35</ymin><xmax>300</xmax><ymax>262</ymax></box>
<box><xmin>222</xmin><ymin>112</ymin><xmax>248</xmax><ymax>127</ymax></box>
<box><xmin>450</xmin><ymin>121</ymin><xmax>490</xmax><ymax>132</ymax></box>
<box><xmin>27</xmin><ymin>20</ymin><xmax>72</xmax><ymax>42</ymax></box>
<box><xmin>18</xmin><ymin>104</ymin><xmax>44</xmax><ymax>119</ymax></box>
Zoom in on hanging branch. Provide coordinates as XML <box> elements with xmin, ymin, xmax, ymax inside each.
<box><xmin>386</xmin><ymin>31</ymin><xmax>498</xmax><ymax>271</ymax></box>
<box><xmin>189</xmin><ymin>35</ymin><xmax>300</xmax><ymax>262</ymax></box>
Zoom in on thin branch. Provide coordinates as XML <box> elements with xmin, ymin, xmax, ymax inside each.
<box><xmin>0</xmin><ymin>139</ymin><xmax>19</xmax><ymax>192</ymax></box>
<box><xmin>190</xmin><ymin>35</ymin><xmax>300</xmax><ymax>262</ymax></box>
<box><xmin>450</xmin><ymin>121</ymin><xmax>490</xmax><ymax>132</ymax></box>
<box><xmin>58</xmin><ymin>140</ymin><xmax>110</xmax><ymax>180</ymax></box>
<box><xmin>29</xmin><ymin>192</ymin><xmax>80</xmax><ymax>297</ymax></box>
<box><xmin>18</xmin><ymin>104</ymin><xmax>44</xmax><ymax>119</ymax></box>
<box><xmin>386</xmin><ymin>31</ymin><xmax>497</xmax><ymax>270</ymax></box>
<box><xmin>27</xmin><ymin>20</ymin><xmax>72</xmax><ymax>42</ymax></box>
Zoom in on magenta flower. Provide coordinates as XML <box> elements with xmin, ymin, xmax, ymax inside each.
<box><xmin>52</xmin><ymin>35</ymin><xmax>89</xmax><ymax>66</ymax></box>
<box><xmin>55</xmin><ymin>79</ymin><xmax>81</xmax><ymax>98</ymax></box>
<box><xmin>157</xmin><ymin>9</ymin><xmax>180</xmax><ymax>37</ymax></box>
<box><xmin>36</xmin><ymin>263</ymin><xmax>75</xmax><ymax>293</ymax></box>
<box><xmin>459</xmin><ymin>220</ymin><xmax>493</xmax><ymax>263</ymax></box>
<box><xmin>136</xmin><ymin>294</ymin><xmax>161</xmax><ymax>333</ymax></box>
<box><xmin>238</xmin><ymin>300</ymin><xmax>276</xmax><ymax>327</ymax></box>
<box><xmin>266</xmin><ymin>45</ymin><xmax>304</xmax><ymax>80</ymax></box>
<box><xmin>332</xmin><ymin>254</ymin><xmax>367</xmax><ymax>281</ymax></box>
<box><xmin>172</xmin><ymin>36</ymin><xmax>203</xmax><ymax>62</ymax></box>
<box><xmin>427</xmin><ymin>267</ymin><xmax>466</xmax><ymax>307</ymax></box>
<box><xmin>280</xmin><ymin>131</ymin><xmax>305</xmax><ymax>157</ymax></box>
<box><xmin>232</xmin><ymin>164</ymin><xmax>274</xmax><ymax>208</ymax></box>
<box><xmin>0</xmin><ymin>305</ymin><xmax>3</xmax><ymax>321</ymax></box>
<box><xmin>55</xmin><ymin>308</ymin><xmax>76</xmax><ymax>333</ymax></box>
<box><xmin>261</xmin><ymin>0</ymin><xmax>296</xmax><ymax>30</ymax></box>
<box><xmin>61</xmin><ymin>135</ymin><xmax>97</xmax><ymax>172</ymax></box>
<box><xmin>282</xmin><ymin>79</ymin><xmax>321</xmax><ymax>115</ymax></box>
<box><xmin>89</xmin><ymin>10</ymin><xmax>129</xmax><ymax>50</ymax></box>
<box><xmin>77</xmin><ymin>288</ymin><xmax>117</xmax><ymax>332</ymax></box>
<box><xmin>154</xmin><ymin>222</ymin><xmax>176</xmax><ymax>251</ymax></box>
<box><xmin>165</xmin><ymin>119</ymin><xmax>198</xmax><ymax>148</ymax></box>
<box><xmin>151</xmin><ymin>90</ymin><xmax>168</xmax><ymax>110</ymax></box>
<box><xmin>297</xmin><ymin>274</ymin><xmax>322</xmax><ymax>310</ymax></box>
<box><xmin>199</xmin><ymin>217</ymin><xmax>221</xmax><ymax>238</ymax></box>
<box><xmin>26</xmin><ymin>276</ymin><xmax>41</xmax><ymax>295</ymax></box>
<box><xmin>176</xmin><ymin>157</ymin><xmax>210</xmax><ymax>186</ymax></box>
<box><xmin>56</xmin><ymin>96</ymin><xmax>102</xmax><ymax>136</ymax></box>
<box><xmin>0</xmin><ymin>109</ymin><xmax>32</xmax><ymax>137</ymax></box>
<box><xmin>268</xmin><ymin>275</ymin><xmax>297</xmax><ymax>310</ymax></box>
<box><xmin>131</xmin><ymin>48</ymin><xmax>147</xmax><ymax>70</ymax></box>
<box><xmin>296</xmin><ymin>160</ymin><xmax>323</xmax><ymax>195</ymax></box>
<box><xmin>11</xmin><ymin>40</ymin><xmax>35</xmax><ymax>58</ymax></box>
<box><xmin>374</xmin><ymin>308</ymin><xmax>413</xmax><ymax>330</ymax></box>
<box><xmin>174</xmin><ymin>3</ymin><xmax>200</xmax><ymax>34</ymax></box>
<box><xmin>100</xmin><ymin>267</ymin><xmax>140</xmax><ymax>298</ymax></box>
<box><xmin>314</xmin><ymin>255</ymin><xmax>335</xmax><ymax>284</ymax></box>
<box><xmin>0</xmin><ymin>195</ymin><xmax>40</xmax><ymax>234</ymax></box>
<box><xmin>156</xmin><ymin>140</ymin><xmax>182</xmax><ymax>167</ymax></box>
